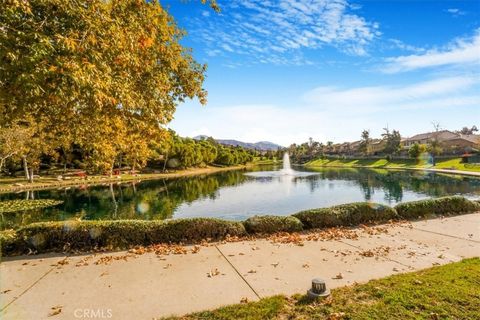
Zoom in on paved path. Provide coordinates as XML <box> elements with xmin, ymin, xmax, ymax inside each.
<box><xmin>1</xmin><ymin>213</ymin><xmax>479</xmax><ymax>319</ymax></box>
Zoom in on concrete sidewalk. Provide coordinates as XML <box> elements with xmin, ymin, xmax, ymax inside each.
<box><xmin>1</xmin><ymin>213</ymin><xmax>479</xmax><ymax>320</ymax></box>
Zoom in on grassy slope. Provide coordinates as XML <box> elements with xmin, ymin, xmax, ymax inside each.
<box><xmin>306</xmin><ymin>157</ymin><xmax>480</xmax><ymax>173</ymax></box>
<box><xmin>166</xmin><ymin>258</ymin><xmax>480</xmax><ymax>320</ymax></box>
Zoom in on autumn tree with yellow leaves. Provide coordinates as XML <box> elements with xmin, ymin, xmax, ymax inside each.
<box><xmin>0</xmin><ymin>0</ymin><xmax>213</xmax><ymax>179</ymax></box>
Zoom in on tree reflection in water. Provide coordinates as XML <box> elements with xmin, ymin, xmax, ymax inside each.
<box><xmin>1</xmin><ymin>167</ymin><xmax>479</xmax><ymax>229</ymax></box>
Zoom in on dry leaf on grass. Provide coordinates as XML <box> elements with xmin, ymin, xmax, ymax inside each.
<box><xmin>328</xmin><ymin>311</ymin><xmax>346</xmax><ymax>320</ymax></box>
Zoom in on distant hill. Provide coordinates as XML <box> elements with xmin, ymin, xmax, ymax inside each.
<box><xmin>193</xmin><ymin>135</ymin><xmax>283</xmax><ymax>151</ymax></box>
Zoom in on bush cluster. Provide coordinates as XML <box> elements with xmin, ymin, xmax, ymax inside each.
<box><xmin>2</xmin><ymin>196</ymin><xmax>479</xmax><ymax>256</ymax></box>
<box><xmin>0</xmin><ymin>229</ymin><xmax>22</xmax><ymax>255</ymax></box>
<box><xmin>394</xmin><ymin>196</ymin><xmax>480</xmax><ymax>219</ymax></box>
<box><xmin>293</xmin><ymin>202</ymin><xmax>397</xmax><ymax>229</ymax></box>
<box><xmin>243</xmin><ymin>215</ymin><xmax>303</xmax><ymax>234</ymax></box>
<box><xmin>2</xmin><ymin>218</ymin><xmax>245</xmax><ymax>255</ymax></box>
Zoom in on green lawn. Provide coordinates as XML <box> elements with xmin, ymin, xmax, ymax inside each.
<box><xmin>306</xmin><ymin>157</ymin><xmax>480</xmax><ymax>173</ymax></box>
<box><xmin>165</xmin><ymin>258</ymin><xmax>480</xmax><ymax>320</ymax></box>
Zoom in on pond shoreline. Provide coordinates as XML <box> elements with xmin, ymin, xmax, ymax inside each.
<box><xmin>303</xmin><ymin>164</ymin><xmax>480</xmax><ymax>177</ymax></box>
<box><xmin>0</xmin><ymin>164</ymin><xmax>257</xmax><ymax>194</ymax></box>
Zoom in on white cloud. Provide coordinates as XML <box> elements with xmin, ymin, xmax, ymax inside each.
<box><xmin>191</xmin><ymin>0</ymin><xmax>380</xmax><ymax>65</ymax></box>
<box><xmin>171</xmin><ymin>76</ymin><xmax>480</xmax><ymax>145</ymax></box>
<box><xmin>388</xmin><ymin>39</ymin><xmax>425</xmax><ymax>54</ymax></box>
<box><xmin>381</xmin><ymin>29</ymin><xmax>480</xmax><ymax>73</ymax></box>
<box><xmin>303</xmin><ymin>76</ymin><xmax>478</xmax><ymax>109</ymax></box>
<box><xmin>445</xmin><ymin>8</ymin><xmax>466</xmax><ymax>17</ymax></box>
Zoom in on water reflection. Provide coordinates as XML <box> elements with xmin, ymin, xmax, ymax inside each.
<box><xmin>1</xmin><ymin>166</ymin><xmax>479</xmax><ymax>229</ymax></box>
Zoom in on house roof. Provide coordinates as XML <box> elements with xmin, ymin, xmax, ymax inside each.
<box><xmin>449</xmin><ymin>134</ymin><xmax>480</xmax><ymax>144</ymax></box>
<box><xmin>404</xmin><ymin>130</ymin><xmax>458</xmax><ymax>142</ymax></box>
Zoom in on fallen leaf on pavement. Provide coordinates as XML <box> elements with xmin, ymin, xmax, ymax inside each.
<box><xmin>332</xmin><ymin>273</ymin><xmax>343</xmax><ymax>279</ymax></box>
<box><xmin>207</xmin><ymin>268</ymin><xmax>221</xmax><ymax>277</ymax></box>
<box><xmin>48</xmin><ymin>306</ymin><xmax>62</xmax><ymax>317</ymax></box>
<box><xmin>191</xmin><ymin>245</ymin><xmax>201</xmax><ymax>254</ymax></box>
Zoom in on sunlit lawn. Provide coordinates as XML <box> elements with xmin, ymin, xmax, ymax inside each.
<box><xmin>165</xmin><ymin>258</ymin><xmax>480</xmax><ymax>320</ymax></box>
<box><xmin>307</xmin><ymin>157</ymin><xmax>480</xmax><ymax>172</ymax></box>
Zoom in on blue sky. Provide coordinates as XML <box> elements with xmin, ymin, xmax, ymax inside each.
<box><xmin>165</xmin><ymin>0</ymin><xmax>480</xmax><ymax>146</ymax></box>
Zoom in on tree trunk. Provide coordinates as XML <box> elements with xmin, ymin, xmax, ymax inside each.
<box><xmin>23</xmin><ymin>156</ymin><xmax>30</xmax><ymax>180</ymax></box>
<box><xmin>29</xmin><ymin>168</ymin><xmax>34</xmax><ymax>183</ymax></box>
<box><xmin>163</xmin><ymin>153</ymin><xmax>169</xmax><ymax>172</ymax></box>
<box><xmin>110</xmin><ymin>162</ymin><xmax>114</xmax><ymax>177</ymax></box>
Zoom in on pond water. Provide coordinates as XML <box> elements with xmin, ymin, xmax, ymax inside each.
<box><xmin>1</xmin><ymin>165</ymin><xmax>480</xmax><ymax>229</ymax></box>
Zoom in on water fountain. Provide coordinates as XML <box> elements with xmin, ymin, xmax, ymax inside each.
<box><xmin>245</xmin><ymin>152</ymin><xmax>317</xmax><ymax>178</ymax></box>
<box><xmin>281</xmin><ymin>152</ymin><xmax>294</xmax><ymax>175</ymax></box>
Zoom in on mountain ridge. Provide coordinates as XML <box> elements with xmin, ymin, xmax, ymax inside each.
<box><xmin>193</xmin><ymin>135</ymin><xmax>283</xmax><ymax>151</ymax></box>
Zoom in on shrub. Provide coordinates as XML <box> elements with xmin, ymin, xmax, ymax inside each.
<box><xmin>0</xmin><ymin>229</ymin><xmax>24</xmax><ymax>256</ymax></box>
<box><xmin>394</xmin><ymin>196</ymin><xmax>480</xmax><ymax>219</ymax></box>
<box><xmin>8</xmin><ymin>218</ymin><xmax>246</xmax><ymax>254</ymax></box>
<box><xmin>145</xmin><ymin>218</ymin><xmax>247</xmax><ymax>243</ymax></box>
<box><xmin>243</xmin><ymin>215</ymin><xmax>303</xmax><ymax>234</ymax></box>
<box><xmin>293</xmin><ymin>202</ymin><xmax>398</xmax><ymax>229</ymax></box>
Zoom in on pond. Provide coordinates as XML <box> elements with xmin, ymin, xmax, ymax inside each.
<box><xmin>1</xmin><ymin>165</ymin><xmax>480</xmax><ymax>229</ymax></box>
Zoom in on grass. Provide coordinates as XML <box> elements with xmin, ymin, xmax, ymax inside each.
<box><xmin>165</xmin><ymin>258</ymin><xmax>480</xmax><ymax>320</ymax></box>
<box><xmin>306</xmin><ymin>157</ymin><xmax>480</xmax><ymax>173</ymax></box>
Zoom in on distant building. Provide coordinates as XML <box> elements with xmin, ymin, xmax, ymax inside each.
<box><xmin>370</xmin><ymin>139</ymin><xmax>387</xmax><ymax>154</ymax></box>
<box><xmin>401</xmin><ymin>130</ymin><xmax>458</xmax><ymax>148</ymax></box>
<box><xmin>401</xmin><ymin>130</ymin><xmax>480</xmax><ymax>153</ymax></box>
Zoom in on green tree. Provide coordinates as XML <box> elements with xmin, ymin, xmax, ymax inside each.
<box><xmin>382</xmin><ymin>128</ymin><xmax>401</xmax><ymax>155</ymax></box>
<box><xmin>409</xmin><ymin>143</ymin><xmax>427</xmax><ymax>159</ymax></box>
<box><xmin>359</xmin><ymin>130</ymin><xmax>371</xmax><ymax>155</ymax></box>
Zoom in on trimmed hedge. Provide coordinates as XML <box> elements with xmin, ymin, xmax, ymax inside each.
<box><xmin>4</xmin><ymin>218</ymin><xmax>246</xmax><ymax>254</ymax></box>
<box><xmin>394</xmin><ymin>196</ymin><xmax>480</xmax><ymax>219</ymax></box>
<box><xmin>244</xmin><ymin>215</ymin><xmax>303</xmax><ymax>234</ymax></box>
<box><xmin>0</xmin><ymin>229</ymin><xmax>23</xmax><ymax>256</ymax></box>
<box><xmin>2</xmin><ymin>197</ymin><xmax>479</xmax><ymax>256</ymax></box>
<box><xmin>293</xmin><ymin>202</ymin><xmax>398</xmax><ymax>229</ymax></box>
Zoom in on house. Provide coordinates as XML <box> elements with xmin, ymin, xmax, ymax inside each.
<box><xmin>401</xmin><ymin>130</ymin><xmax>480</xmax><ymax>153</ymax></box>
<box><xmin>401</xmin><ymin>130</ymin><xmax>458</xmax><ymax>149</ymax></box>
<box><xmin>370</xmin><ymin>139</ymin><xmax>387</xmax><ymax>154</ymax></box>
<box><xmin>443</xmin><ymin>134</ymin><xmax>480</xmax><ymax>152</ymax></box>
